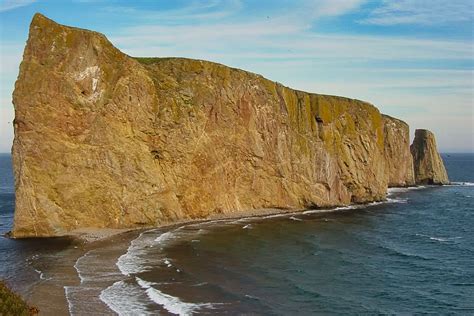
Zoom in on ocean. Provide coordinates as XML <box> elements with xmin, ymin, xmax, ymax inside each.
<box><xmin>0</xmin><ymin>153</ymin><xmax>473</xmax><ymax>315</ymax></box>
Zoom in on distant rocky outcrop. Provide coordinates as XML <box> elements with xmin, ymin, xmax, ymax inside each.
<box><xmin>410</xmin><ymin>129</ymin><xmax>449</xmax><ymax>185</ymax></box>
<box><xmin>11</xmin><ymin>14</ymin><xmax>446</xmax><ymax>237</ymax></box>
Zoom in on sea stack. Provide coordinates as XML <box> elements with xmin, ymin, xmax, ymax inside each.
<box><xmin>11</xmin><ymin>14</ymin><xmax>446</xmax><ymax>237</ymax></box>
<box><xmin>410</xmin><ymin>129</ymin><xmax>449</xmax><ymax>185</ymax></box>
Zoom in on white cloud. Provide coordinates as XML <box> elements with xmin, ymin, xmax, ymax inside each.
<box><xmin>309</xmin><ymin>0</ymin><xmax>366</xmax><ymax>17</ymax></box>
<box><xmin>360</xmin><ymin>0</ymin><xmax>474</xmax><ymax>25</ymax></box>
<box><xmin>0</xmin><ymin>0</ymin><xmax>472</xmax><ymax>152</ymax></box>
<box><xmin>103</xmin><ymin>0</ymin><xmax>243</xmax><ymax>23</ymax></box>
<box><xmin>0</xmin><ymin>0</ymin><xmax>36</xmax><ymax>13</ymax></box>
<box><xmin>111</xmin><ymin>24</ymin><xmax>472</xmax><ymax>64</ymax></box>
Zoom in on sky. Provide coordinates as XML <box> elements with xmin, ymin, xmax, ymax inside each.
<box><xmin>0</xmin><ymin>0</ymin><xmax>473</xmax><ymax>153</ymax></box>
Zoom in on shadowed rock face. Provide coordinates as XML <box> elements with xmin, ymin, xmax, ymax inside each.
<box><xmin>410</xmin><ymin>129</ymin><xmax>449</xmax><ymax>185</ymax></box>
<box><xmin>383</xmin><ymin>115</ymin><xmax>415</xmax><ymax>187</ymax></box>
<box><xmin>12</xmin><ymin>14</ymin><xmax>433</xmax><ymax>237</ymax></box>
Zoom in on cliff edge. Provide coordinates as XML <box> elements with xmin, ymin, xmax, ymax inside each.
<box><xmin>11</xmin><ymin>14</ymin><xmax>443</xmax><ymax>237</ymax></box>
<box><xmin>410</xmin><ymin>129</ymin><xmax>449</xmax><ymax>184</ymax></box>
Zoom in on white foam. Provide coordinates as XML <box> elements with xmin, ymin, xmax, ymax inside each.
<box><xmin>136</xmin><ymin>277</ymin><xmax>215</xmax><ymax>316</ymax></box>
<box><xmin>117</xmin><ymin>228</ymin><xmax>193</xmax><ymax>277</ymax></box>
<box><xmin>416</xmin><ymin>233</ymin><xmax>462</xmax><ymax>243</ymax></box>
<box><xmin>192</xmin><ymin>282</ymin><xmax>208</xmax><ymax>287</ymax></box>
<box><xmin>387</xmin><ymin>186</ymin><xmax>427</xmax><ymax>196</ymax></box>
<box><xmin>164</xmin><ymin>258</ymin><xmax>173</xmax><ymax>268</ymax></box>
<box><xmin>155</xmin><ymin>231</ymin><xmax>175</xmax><ymax>245</ymax></box>
<box><xmin>33</xmin><ymin>268</ymin><xmax>48</xmax><ymax>280</ymax></box>
<box><xmin>242</xmin><ymin>224</ymin><xmax>252</xmax><ymax>229</ymax></box>
<box><xmin>302</xmin><ymin>209</ymin><xmax>332</xmax><ymax>215</ymax></box>
<box><xmin>386</xmin><ymin>197</ymin><xmax>408</xmax><ymax>204</ymax></box>
<box><xmin>74</xmin><ymin>250</ymin><xmax>92</xmax><ymax>284</ymax></box>
<box><xmin>450</xmin><ymin>182</ymin><xmax>474</xmax><ymax>186</ymax></box>
<box><xmin>117</xmin><ymin>230</ymin><xmax>159</xmax><ymax>276</ymax></box>
<box><xmin>334</xmin><ymin>205</ymin><xmax>361</xmax><ymax>211</ymax></box>
<box><xmin>64</xmin><ymin>286</ymin><xmax>75</xmax><ymax>315</ymax></box>
<box><xmin>99</xmin><ymin>280</ymin><xmax>152</xmax><ymax>315</ymax></box>
<box><xmin>289</xmin><ymin>216</ymin><xmax>303</xmax><ymax>221</ymax></box>
<box><xmin>430</xmin><ymin>237</ymin><xmax>448</xmax><ymax>242</ymax></box>
<box><xmin>262</xmin><ymin>213</ymin><xmax>288</xmax><ymax>219</ymax></box>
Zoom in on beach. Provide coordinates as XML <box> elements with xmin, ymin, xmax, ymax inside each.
<box><xmin>1</xmin><ymin>154</ymin><xmax>473</xmax><ymax>315</ymax></box>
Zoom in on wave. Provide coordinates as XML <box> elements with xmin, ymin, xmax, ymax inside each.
<box><xmin>116</xmin><ymin>230</ymin><xmax>162</xmax><ymax>276</ymax></box>
<box><xmin>416</xmin><ymin>233</ymin><xmax>462</xmax><ymax>243</ymax></box>
<box><xmin>386</xmin><ymin>197</ymin><xmax>408</xmax><ymax>204</ymax></box>
<box><xmin>73</xmin><ymin>250</ymin><xmax>90</xmax><ymax>284</ymax></box>
<box><xmin>449</xmin><ymin>182</ymin><xmax>474</xmax><ymax>186</ymax></box>
<box><xmin>155</xmin><ymin>231</ymin><xmax>176</xmax><ymax>245</ymax></box>
<box><xmin>33</xmin><ymin>268</ymin><xmax>49</xmax><ymax>280</ymax></box>
<box><xmin>117</xmin><ymin>226</ymin><xmax>213</xmax><ymax>277</ymax></box>
<box><xmin>64</xmin><ymin>286</ymin><xmax>75</xmax><ymax>315</ymax></box>
<box><xmin>262</xmin><ymin>213</ymin><xmax>288</xmax><ymax>219</ymax></box>
<box><xmin>289</xmin><ymin>216</ymin><xmax>303</xmax><ymax>221</ymax></box>
<box><xmin>74</xmin><ymin>249</ymin><xmax>123</xmax><ymax>284</ymax></box>
<box><xmin>379</xmin><ymin>243</ymin><xmax>435</xmax><ymax>261</ymax></box>
<box><xmin>387</xmin><ymin>186</ymin><xmax>426</xmax><ymax>195</ymax></box>
<box><xmin>136</xmin><ymin>277</ymin><xmax>216</xmax><ymax>316</ymax></box>
<box><xmin>242</xmin><ymin>224</ymin><xmax>252</xmax><ymax>229</ymax></box>
<box><xmin>99</xmin><ymin>280</ymin><xmax>153</xmax><ymax>315</ymax></box>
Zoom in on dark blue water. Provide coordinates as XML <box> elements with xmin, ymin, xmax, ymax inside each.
<box><xmin>0</xmin><ymin>154</ymin><xmax>74</xmax><ymax>297</ymax></box>
<box><xmin>1</xmin><ymin>153</ymin><xmax>473</xmax><ymax>315</ymax></box>
<box><xmin>0</xmin><ymin>153</ymin><xmax>14</xmax><ymax>236</ymax></box>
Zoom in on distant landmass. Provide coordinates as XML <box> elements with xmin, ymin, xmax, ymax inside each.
<box><xmin>11</xmin><ymin>14</ymin><xmax>448</xmax><ymax>238</ymax></box>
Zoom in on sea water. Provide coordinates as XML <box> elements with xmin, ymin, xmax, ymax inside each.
<box><xmin>0</xmin><ymin>153</ymin><xmax>473</xmax><ymax>315</ymax></box>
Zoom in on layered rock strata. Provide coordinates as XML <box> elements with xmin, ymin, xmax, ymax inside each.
<box><xmin>11</xmin><ymin>14</ymin><xmax>446</xmax><ymax>237</ymax></box>
<box><xmin>410</xmin><ymin>129</ymin><xmax>449</xmax><ymax>184</ymax></box>
<box><xmin>382</xmin><ymin>115</ymin><xmax>415</xmax><ymax>187</ymax></box>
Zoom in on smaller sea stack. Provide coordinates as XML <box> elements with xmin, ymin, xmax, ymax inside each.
<box><xmin>410</xmin><ymin>129</ymin><xmax>449</xmax><ymax>185</ymax></box>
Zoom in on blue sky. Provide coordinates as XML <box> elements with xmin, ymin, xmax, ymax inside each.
<box><xmin>0</xmin><ymin>0</ymin><xmax>473</xmax><ymax>152</ymax></box>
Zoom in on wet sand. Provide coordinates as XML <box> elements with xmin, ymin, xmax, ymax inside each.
<box><xmin>23</xmin><ymin>207</ymin><xmax>307</xmax><ymax>314</ymax></box>
<box><xmin>23</xmin><ymin>206</ymin><xmax>342</xmax><ymax>314</ymax></box>
<box><xmin>25</xmin><ymin>230</ymin><xmax>141</xmax><ymax>315</ymax></box>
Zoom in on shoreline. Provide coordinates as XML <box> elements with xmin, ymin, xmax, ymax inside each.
<box><xmin>16</xmin><ymin>184</ymin><xmax>445</xmax><ymax>314</ymax></box>
<box><xmin>10</xmin><ymin>183</ymin><xmax>459</xmax><ymax>243</ymax></box>
<box><xmin>50</xmin><ymin>186</ymin><xmax>430</xmax><ymax>243</ymax></box>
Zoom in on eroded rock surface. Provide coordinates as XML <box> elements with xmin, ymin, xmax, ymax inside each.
<box><xmin>12</xmin><ymin>14</ymin><xmax>440</xmax><ymax>237</ymax></box>
<box><xmin>383</xmin><ymin>115</ymin><xmax>415</xmax><ymax>187</ymax></box>
<box><xmin>410</xmin><ymin>129</ymin><xmax>449</xmax><ymax>185</ymax></box>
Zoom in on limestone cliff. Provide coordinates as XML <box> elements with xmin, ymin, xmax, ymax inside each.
<box><xmin>12</xmin><ymin>14</ymin><xmax>425</xmax><ymax>237</ymax></box>
<box><xmin>382</xmin><ymin>115</ymin><xmax>415</xmax><ymax>187</ymax></box>
<box><xmin>410</xmin><ymin>129</ymin><xmax>449</xmax><ymax>184</ymax></box>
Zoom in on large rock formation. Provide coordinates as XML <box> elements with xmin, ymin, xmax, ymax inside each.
<box><xmin>410</xmin><ymin>129</ymin><xmax>449</xmax><ymax>184</ymax></box>
<box><xmin>11</xmin><ymin>14</ymin><xmax>438</xmax><ymax>237</ymax></box>
<box><xmin>382</xmin><ymin>115</ymin><xmax>415</xmax><ymax>187</ymax></box>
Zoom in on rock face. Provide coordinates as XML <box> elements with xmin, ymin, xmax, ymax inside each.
<box><xmin>410</xmin><ymin>129</ymin><xmax>449</xmax><ymax>184</ymax></box>
<box><xmin>382</xmin><ymin>115</ymin><xmax>415</xmax><ymax>187</ymax></box>
<box><xmin>11</xmin><ymin>14</ymin><xmax>439</xmax><ymax>237</ymax></box>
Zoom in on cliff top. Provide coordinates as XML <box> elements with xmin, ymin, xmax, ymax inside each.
<box><xmin>414</xmin><ymin>129</ymin><xmax>434</xmax><ymax>138</ymax></box>
<box><xmin>28</xmin><ymin>12</ymin><xmax>394</xmax><ymax>119</ymax></box>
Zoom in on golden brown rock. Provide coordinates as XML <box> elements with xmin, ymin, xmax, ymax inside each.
<box><xmin>12</xmin><ymin>14</ymin><xmax>432</xmax><ymax>237</ymax></box>
<box><xmin>410</xmin><ymin>129</ymin><xmax>449</xmax><ymax>185</ymax></box>
<box><xmin>382</xmin><ymin>115</ymin><xmax>415</xmax><ymax>187</ymax></box>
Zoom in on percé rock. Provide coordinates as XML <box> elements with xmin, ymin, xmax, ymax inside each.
<box><xmin>12</xmin><ymin>14</ymin><xmax>419</xmax><ymax>237</ymax></box>
<box><xmin>410</xmin><ymin>129</ymin><xmax>449</xmax><ymax>185</ymax></box>
<box><xmin>382</xmin><ymin>115</ymin><xmax>415</xmax><ymax>187</ymax></box>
